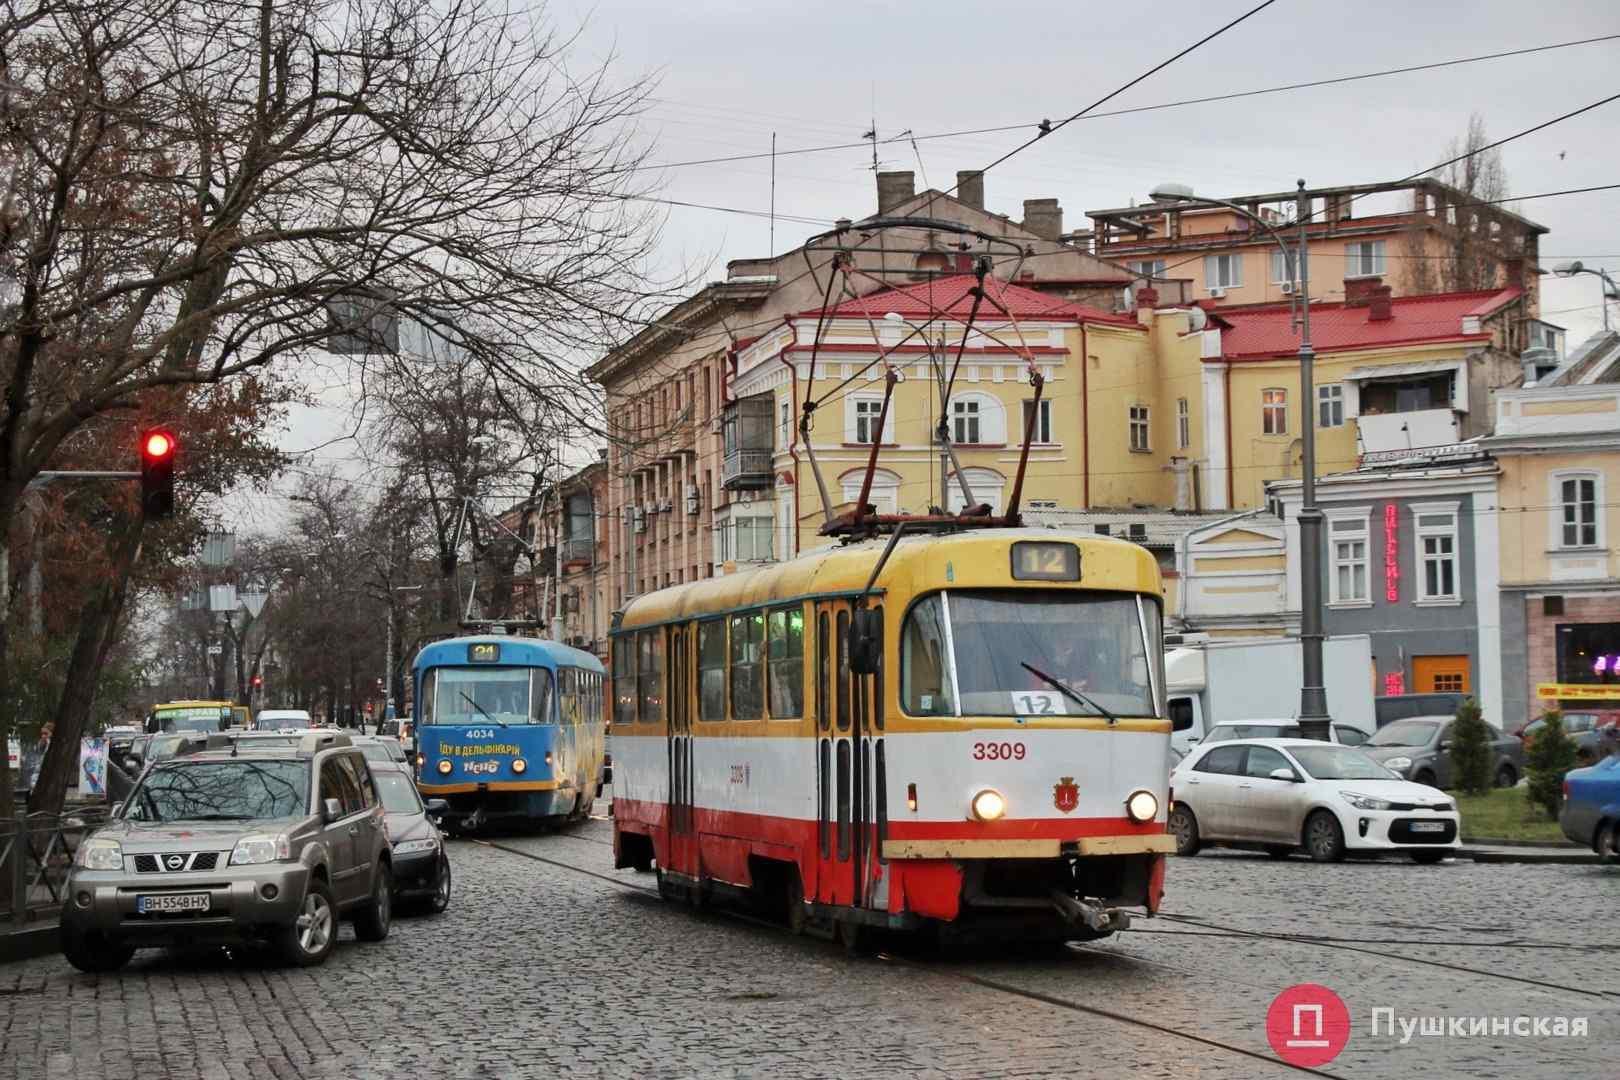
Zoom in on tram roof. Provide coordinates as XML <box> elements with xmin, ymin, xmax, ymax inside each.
<box><xmin>412</xmin><ymin>634</ymin><xmax>605</xmax><ymax>673</ymax></box>
<box><xmin>617</xmin><ymin>527</ymin><xmax>1162</xmax><ymax>632</ymax></box>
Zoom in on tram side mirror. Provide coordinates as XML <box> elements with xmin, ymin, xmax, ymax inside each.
<box><xmin>849</xmin><ymin>609</ymin><xmax>882</xmax><ymax>675</ymax></box>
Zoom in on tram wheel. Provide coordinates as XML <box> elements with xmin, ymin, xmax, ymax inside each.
<box><xmin>839</xmin><ymin>920</ymin><xmax>873</xmax><ymax>957</ymax></box>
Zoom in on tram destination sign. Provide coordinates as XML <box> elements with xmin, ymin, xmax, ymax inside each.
<box><xmin>1011</xmin><ymin>541</ymin><xmax>1080</xmax><ymax>581</ymax></box>
<box><xmin>468</xmin><ymin>642</ymin><xmax>501</xmax><ymax>664</ymax></box>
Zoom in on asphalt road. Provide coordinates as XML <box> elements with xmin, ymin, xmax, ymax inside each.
<box><xmin>2</xmin><ymin>804</ymin><xmax>1614</xmax><ymax>1080</ymax></box>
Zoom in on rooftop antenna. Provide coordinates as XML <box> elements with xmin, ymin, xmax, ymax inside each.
<box><xmin>864</xmin><ymin>82</ymin><xmax>879</xmax><ymax>172</ymax></box>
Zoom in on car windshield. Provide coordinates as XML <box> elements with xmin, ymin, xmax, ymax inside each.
<box><xmin>1289</xmin><ymin>746</ymin><xmax>1401</xmax><ymax>780</ymax></box>
<box><xmin>357</xmin><ymin>742</ymin><xmax>399</xmax><ymax>763</ymax></box>
<box><xmin>262</xmin><ymin>715</ymin><xmax>311</xmax><ymax>730</ymax></box>
<box><xmin>126</xmin><ymin>760</ymin><xmax>309</xmax><ymax>822</ymax></box>
<box><xmin>1205</xmin><ymin>723</ymin><xmax>1293</xmax><ymax>743</ymax></box>
<box><xmin>372</xmin><ymin>770</ymin><xmax>423</xmax><ymax>814</ymax></box>
<box><xmin>426</xmin><ymin>666</ymin><xmax>553</xmax><ymax>725</ymax></box>
<box><xmin>902</xmin><ymin>589</ymin><xmax>1160</xmax><ymax>719</ymax></box>
<box><xmin>1367</xmin><ymin>719</ymin><xmax>1440</xmax><ymax>747</ymax></box>
<box><xmin>146</xmin><ymin>734</ymin><xmax>189</xmax><ymax>761</ymax></box>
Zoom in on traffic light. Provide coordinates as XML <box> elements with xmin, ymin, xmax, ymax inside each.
<box><xmin>138</xmin><ymin>428</ymin><xmax>176</xmax><ymax>518</ymax></box>
<box><xmin>251</xmin><ymin>673</ymin><xmax>263</xmax><ymax>690</ymax></box>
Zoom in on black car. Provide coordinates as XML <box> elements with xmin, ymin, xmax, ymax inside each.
<box><xmin>1374</xmin><ymin>693</ymin><xmax>1465</xmax><ymax>727</ymax></box>
<box><xmin>369</xmin><ymin>763</ymin><xmax>451</xmax><ymax>914</ymax></box>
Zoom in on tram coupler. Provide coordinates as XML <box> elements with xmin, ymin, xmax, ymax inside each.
<box><xmin>1050</xmin><ymin>891</ymin><xmax>1131</xmax><ymax>934</ymax></box>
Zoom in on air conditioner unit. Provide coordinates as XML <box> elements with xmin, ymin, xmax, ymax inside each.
<box><xmin>685</xmin><ymin>489</ymin><xmax>701</xmax><ymax>515</ymax></box>
<box><xmin>1208</xmin><ymin>286</ymin><xmax>1226</xmax><ymax>299</ymax></box>
<box><xmin>658</xmin><ymin>499</ymin><xmax>672</xmax><ymax>513</ymax></box>
<box><xmin>1279</xmin><ymin>281</ymin><xmax>1294</xmax><ymax>295</ymax></box>
<box><xmin>633</xmin><ymin>508</ymin><xmax>646</xmax><ymax>533</ymax></box>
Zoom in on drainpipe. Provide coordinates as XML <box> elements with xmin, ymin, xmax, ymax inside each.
<box><xmin>1079</xmin><ymin>323</ymin><xmax>1090</xmax><ymax>508</ymax></box>
<box><xmin>1223</xmin><ymin>364</ymin><xmax>1235</xmax><ymax>509</ymax></box>
<box><xmin>780</xmin><ymin>354</ymin><xmax>802</xmax><ymax>557</ymax></box>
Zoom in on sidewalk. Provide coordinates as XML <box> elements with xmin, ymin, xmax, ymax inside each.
<box><xmin>0</xmin><ymin>918</ymin><xmax>57</xmax><ymax>964</ymax></box>
<box><xmin>1458</xmin><ymin>843</ymin><xmax>1605</xmax><ymax>864</ymax></box>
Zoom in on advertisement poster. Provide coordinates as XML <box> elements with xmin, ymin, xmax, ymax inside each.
<box><xmin>79</xmin><ymin>737</ymin><xmax>108</xmax><ymax>797</ymax></box>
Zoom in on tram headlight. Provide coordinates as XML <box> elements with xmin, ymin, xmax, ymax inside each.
<box><xmin>437</xmin><ymin>759</ymin><xmax>453</xmax><ymax>776</ymax></box>
<box><xmin>969</xmin><ymin>789</ymin><xmax>1006</xmax><ymax>822</ymax></box>
<box><xmin>1125</xmin><ymin>789</ymin><xmax>1159</xmax><ymax>823</ymax></box>
<box><xmin>512</xmin><ymin>758</ymin><xmax>527</xmax><ymax>775</ymax></box>
<box><xmin>415</xmin><ymin>753</ymin><xmax>425</xmax><ymax>768</ymax></box>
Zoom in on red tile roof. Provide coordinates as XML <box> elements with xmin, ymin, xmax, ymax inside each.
<box><xmin>1214</xmin><ymin>288</ymin><xmax>1522</xmax><ymax>361</ymax></box>
<box><xmin>811</xmin><ymin>274</ymin><xmax>1138</xmax><ymax>326</ymax></box>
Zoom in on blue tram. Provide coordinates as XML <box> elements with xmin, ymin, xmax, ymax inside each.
<box><xmin>411</xmin><ymin>635</ymin><xmax>607</xmax><ymax>832</ymax></box>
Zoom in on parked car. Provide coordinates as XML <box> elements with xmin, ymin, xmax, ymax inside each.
<box><xmin>1559</xmin><ymin>753</ymin><xmax>1620</xmax><ymax>861</ymax></box>
<box><xmin>257</xmin><ymin>709</ymin><xmax>313</xmax><ymax>732</ymax></box>
<box><xmin>369</xmin><ymin>762</ymin><xmax>451</xmax><ymax>912</ymax></box>
<box><xmin>1516</xmin><ymin>712</ymin><xmax>1614</xmax><ymax>766</ymax></box>
<box><xmin>378</xmin><ymin>717</ymin><xmax>415</xmax><ymax>756</ymax></box>
<box><xmin>1374</xmin><ymin>692</ymin><xmax>1466</xmax><ymax>727</ymax></box>
<box><xmin>1168</xmin><ymin>738</ymin><xmax>1460</xmax><ymax>863</ymax></box>
<box><xmin>1197</xmin><ymin>719</ymin><xmax>1367</xmax><ymax>746</ymax></box>
<box><xmin>60</xmin><ymin>732</ymin><xmax>393</xmax><ymax>972</ymax></box>
<box><xmin>1361</xmin><ymin>717</ymin><xmax>1523</xmax><ymax>789</ymax></box>
<box><xmin>350</xmin><ymin>735</ymin><xmax>409</xmax><ymax>766</ymax></box>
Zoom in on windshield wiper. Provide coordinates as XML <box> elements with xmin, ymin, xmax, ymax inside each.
<box><xmin>459</xmin><ymin>690</ymin><xmax>507</xmax><ymax>728</ymax></box>
<box><xmin>1019</xmin><ymin>662</ymin><xmax>1120</xmax><ymax>726</ymax></box>
<box><xmin>189</xmin><ymin>814</ymin><xmax>253</xmax><ymax>821</ymax></box>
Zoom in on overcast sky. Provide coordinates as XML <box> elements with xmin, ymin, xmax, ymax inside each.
<box><xmin>248</xmin><ymin>0</ymin><xmax>1620</xmax><ymax>531</ymax></box>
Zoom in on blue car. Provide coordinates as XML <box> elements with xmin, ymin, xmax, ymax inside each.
<box><xmin>1559</xmin><ymin>753</ymin><xmax>1620</xmax><ymax>861</ymax></box>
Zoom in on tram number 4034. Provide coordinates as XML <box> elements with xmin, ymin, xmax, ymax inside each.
<box><xmin>972</xmin><ymin>742</ymin><xmax>1026</xmax><ymax>761</ymax></box>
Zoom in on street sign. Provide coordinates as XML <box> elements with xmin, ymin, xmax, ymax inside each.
<box><xmin>206</xmin><ymin>644</ymin><xmax>223</xmax><ymax>656</ymax></box>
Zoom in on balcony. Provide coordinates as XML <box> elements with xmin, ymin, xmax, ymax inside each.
<box><xmin>560</xmin><ymin>536</ymin><xmax>594</xmax><ymax>568</ymax></box>
<box><xmin>1356</xmin><ymin>409</ymin><xmax>1463</xmax><ymax>462</ymax></box>
<box><xmin>721</xmin><ymin>394</ymin><xmax>774</xmax><ymax>491</ymax></box>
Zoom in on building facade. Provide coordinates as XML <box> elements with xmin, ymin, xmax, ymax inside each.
<box><xmin>1483</xmin><ymin>383</ymin><xmax>1620</xmax><ymax>728</ymax></box>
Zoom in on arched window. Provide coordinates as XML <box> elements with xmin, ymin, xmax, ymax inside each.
<box><xmin>840</xmin><ymin>468</ymin><xmax>902</xmax><ymax>516</ymax></box>
<box><xmin>948</xmin><ymin>392</ymin><xmax>1005</xmax><ymax>445</ymax></box>
<box><xmin>946</xmin><ymin>467</ymin><xmax>1005</xmax><ymax>515</ymax></box>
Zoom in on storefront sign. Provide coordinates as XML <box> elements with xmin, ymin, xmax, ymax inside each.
<box><xmin>1536</xmin><ymin>683</ymin><xmax>1620</xmax><ymax>701</ymax></box>
<box><xmin>1383</xmin><ymin>671</ymin><xmax>1406</xmax><ymax>696</ymax></box>
<box><xmin>1383</xmin><ymin>503</ymin><xmax>1400</xmax><ymax>602</ymax></box>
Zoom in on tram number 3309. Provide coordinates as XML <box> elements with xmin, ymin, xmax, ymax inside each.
<box><xmin>972</xmin><ymin>742</ymin><xmax>1027</xmax><ymax>761</ymax></box>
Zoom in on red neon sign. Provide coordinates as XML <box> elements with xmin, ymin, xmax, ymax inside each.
<box><xmin>1383</xmin><ymin>503</ymin><xmax>1399</xmax><ymax>602</ymax></box>
<box><xmin>1384</xmin><ymin>671</ymin><xmax>1406</xmax><ymax>696</ymax></box>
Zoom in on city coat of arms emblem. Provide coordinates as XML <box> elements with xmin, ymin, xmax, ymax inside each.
<box><xmin>1053</xmin><ymin>776</ymin><xmax>1079</xmax><ymax>814</ymax></box>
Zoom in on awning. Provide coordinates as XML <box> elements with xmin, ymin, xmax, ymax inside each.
<box><xmin>1345</xmin><ymin>359</ymin><xmax>1463</xmax><ymax>382</ymax></box>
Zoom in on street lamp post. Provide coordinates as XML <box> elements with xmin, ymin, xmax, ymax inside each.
<box><xmin>1552</xmin><ymin>260</ymin><xmax>1618</xmax><ymax>332</ymax></box>
<box><xmin>1149</xmin><ymin>180</ymin><xmax>1331</xmax><ymax>740</ymax></box>
<box><xmin>384</xmin><ymin>584</ymin><xmax>424</xmax><ymax>722</ymax></box>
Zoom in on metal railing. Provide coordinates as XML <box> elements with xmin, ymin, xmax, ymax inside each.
<box><xmin>2</xmin><ymin>808</ymin><xmax>110</xmax><ymax>925</ymax></box>
<box><xmin>559</xmin><ymin>537</ymin><xmax>594</xmax><ymax>565</ymax></box>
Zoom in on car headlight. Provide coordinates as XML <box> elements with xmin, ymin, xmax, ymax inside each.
<box><xmin>229</xmin><ymin>833</ymin><xmax>291</xmax><ymax>865</ymax></box>
<box><xmin>1340</xmin><ymin>791</ymin><xmax>1394</xmax><ymax>811</ymax></box>
<box><xmin>75</xmin><ymin>838</ymin><xmax>123</xmax><ymax>871</ymax></box>
<box><xmin>1383</xmin><ymin>756</ymin><xmax>1412</xmax><ymax>771</ymax></box>
<box><xmin>970</xmin><ymin>789</ymin><xmax>1006</xmax><ymax>822</ymax></box>
<box><xmin>393</xmin><ymin>837</ymin><xmax>439</xmax><ymax>855</ymax></box>
<box><xmin>1125</xmin><ymin>789</ymin><xmax>1159</xmax><ymax>823</ymax></box>
<box><xmin>512</xmin><ymin>758</ymin><xmax>527</xmax><ymax>774</ymax></box>
<box><xmin>437</xmin><ymin>759</ymin><xmax>453</xmax><ymax>775</ymax></box>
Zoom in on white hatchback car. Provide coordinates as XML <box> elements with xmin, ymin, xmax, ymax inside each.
<box><xmin>1168</xmin><ymin>738</ymin><xmax>1461</xmax><ymax>864</ymax></box>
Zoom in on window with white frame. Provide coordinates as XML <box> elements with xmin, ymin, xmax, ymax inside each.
<box><xmin>1329</xmin><ymin>515</ymin><xmax>1370</xmax><ymax>604</ymax></box>
<box><xmin>1556</xmin><ymin>472</ymin><xmax>1601</xmax><ymax>548</ymax></box>
<box><xmin>1204</xmin><ymin>254</ymin><xmax>1243</xmax><ymax>291</ymax></box>
<box><xmin>946</xmin><ymin>468</ymin><xmax>1005</xmax><ymax>515</ymax></box>
<box><xmin>1128</xmin><ymin>405</ymin><xmax>1150</xmax><ymax>452</ymax></box>
<box><xmin>1127</xmin><ymin>259</ymin><xmax>1166</xmax><ymax>282</ymax></box>
<box><xmin>1345</xmin><ymin>240</ymin><xmax>1386</xmax><ymax>278</ymax></box>
<box><xmin>1022</xmin><ymin>399</ymin><xmax>1052</xmax><ymax>444</ymax></box>
<box><xmin>1414</xmin><ymin>507</ymin><xmax>1459</xmax><ymax>601</ymax></box>
<box><xmin>1269</xmin><ymin>249</ymin><xmax>1299</xmax><ymax>286</ymax></box>
<box><xmin>779</xmin><ymin>400</ymin><xmax>791</xmax><ymax>448</ymax></box>
<box><xmin>840</xmin><ymin>468</ymin><xmax>901</xmax><ymax>516</ymax></box>
<box><xmin>732</xmin><ymin>516</ymin><xmax>774</xmax><ymax>562</ymax></box>
<box><xmin>1318</xmin><ymin>384</ymin><xmax>1344</xmax><ymax>428</ymax></box>
<box><xmin>850</xmin><ymin>396</ymin><xmax>888</xmax><ymax>444</ymax></box>
<box><xmin>1262</xmin><ymin>388</ymin><xmax>1288</xmax><ymax>435</ymax></box>
<box><xmin>1177</xmin><ymin>397</ymin><xmax>1190</xmax><ymax>449</ymax></box>
<box><xmin>952</xmin><ymin>398</ymin><xmax>981</xmax><ymax>444</ymax></box>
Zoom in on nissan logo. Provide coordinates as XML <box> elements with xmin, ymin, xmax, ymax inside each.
<box><xmin>165</xmin><ymin>855</ymin><xmax>185</xmax><ymax>870</ymax></box>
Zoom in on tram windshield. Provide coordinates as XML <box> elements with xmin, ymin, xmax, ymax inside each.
<box><xmin>423</xmin><ymin>667</ymin><xmax>554</xmax><ymax>725</ymax></box>
<box><xmin>902</xmin><ymin>590</ymin><xmax>1160</xmax><ymax>719</ymax></box>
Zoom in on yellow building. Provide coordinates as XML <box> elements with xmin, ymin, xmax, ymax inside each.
<box><xmin>1483</xmin><ymin>379</ymin><xmax>1620</xmax><ymax>730</ymax></box>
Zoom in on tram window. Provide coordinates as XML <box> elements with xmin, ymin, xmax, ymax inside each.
<box><xmin>818</xmin><ymin>738</ymin><xmax>831</xmax><ymax>857</ymax></box>
<box><xmin>816</xmin><ymin>612</ymin><xmax>830</xmax><ymax>730</ymax></box>
<box><xmin>836</xmin><ymin>610</ymin><xmax>850</xmax><ymax>731</ymax></box>
<box><xmin>420</xmin><ymin>670</ymin><xmax>437</xmax><ymax>724</ymax></box>
<box><xmin>530</xmin><ymin>669</ymin><xmax>556</xmax><ymax>725</ymax></box>
<box><xmin>767</xmin><ymin>605</ymin><xmax>805</xmax><ymax>719</ymax></box>
<box><xmin>637</xmin><ymin>630</ymin><xmax>663</xmax><ymax>727</ymax></box>
<box><xmin>698</xmin><ymin>620</ymin><xmax>726</xmax><ymax>721</ymax></box>
<box><xmin>729</xmin><ymin>611</ymin><xmax>765</xmax><ymax>720</ymax></box>
<box><xmin>612</xmin><ymin>638</ymin><xmax>636</xmax><ymax>726</ymax></box>
<box><xmin>900</xmin><ymin>595</ymin><xmax>955</xmax><ymax>717</ymax></box>
<box><xmin>836</xmin><ymin>740</ymin><xmax>851</xmax><ymax>860</ymax></box>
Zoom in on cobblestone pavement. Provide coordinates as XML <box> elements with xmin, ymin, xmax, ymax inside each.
<box><xmin>1</xmin><ymin>804</ymin><xmax>1614</xmax><ymax>1080</ymax></box>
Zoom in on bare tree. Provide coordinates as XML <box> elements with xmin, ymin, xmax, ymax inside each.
<box><xmin>1433</xmin><ymin>113</ymin><xmax>1510</xmax><ymax>293</ymax></box>
<box><xmin>0</xmin><ymin>0</ymin><xmax>676</xmax><ymax>804</ymax></box>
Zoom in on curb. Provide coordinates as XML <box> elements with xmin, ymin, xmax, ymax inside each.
<box><xmin>1461</xmin><ymin>836</ymin><xmax>1579</xmax><ymax>849</ymax></box>
<box><xmin>0</xmin><ymin>921</ymin><xmax>58</xmax><ymax>965</ymax></box>
<box><xmin>1458</xmin><ymin>848</ymin><xmax>1603</xmax><ymax>865</ymax></box>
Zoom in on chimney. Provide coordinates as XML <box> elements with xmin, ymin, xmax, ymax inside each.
<box><xmin>955</xmin><ymin>171</ymin><xmax>985</xmax><ymax>211</ymax></box>
<box><xmin>876</xmin><ymin>171</ymin><xmax>915</xmax><ymax>215</ymax></box>
<box><xmin>1344</xmin><ymin>276</ymin><xmax>1383</xmax><ymax>307</ymax></box>
<box><xmin>1368</xmin><ymin>285</ymin><xmax>1394</xmax><ymax>322</ymax></box>
<box><xmin>1021</xmin><ymin>198</ymin><xmax>1063</xmax><ymax>242</ymax></box>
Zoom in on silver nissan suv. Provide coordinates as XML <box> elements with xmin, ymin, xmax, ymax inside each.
<box><xmin>61</xmin><ymin>732</ymin><xmax>393</xmax><ymax>970</ymax></box>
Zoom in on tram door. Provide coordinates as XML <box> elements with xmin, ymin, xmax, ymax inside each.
<box><xmin>666</xmin><ymin>626</ymin><xmax>696</xmax><ymax>878</ymax></box>
<box><xmin>815</xmin><ymin>601</ymin><xmax>883</xmax><ymax>910</ymax></box>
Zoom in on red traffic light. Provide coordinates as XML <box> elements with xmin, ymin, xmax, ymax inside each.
<box><xmin>251</xmin><ymin>674</ymin><xmax>263</xmax><ymax>688</ymax></box>
<box><xmin>143</xmin><ymin>431</ymin><xmax>175</xmax><ymax>459</ymax></box>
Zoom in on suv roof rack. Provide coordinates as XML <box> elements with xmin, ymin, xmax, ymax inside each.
<box><xmin>298</xmin><ymin>732</ymin><xmax>353</xmax><ymax>754</ymax></box>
